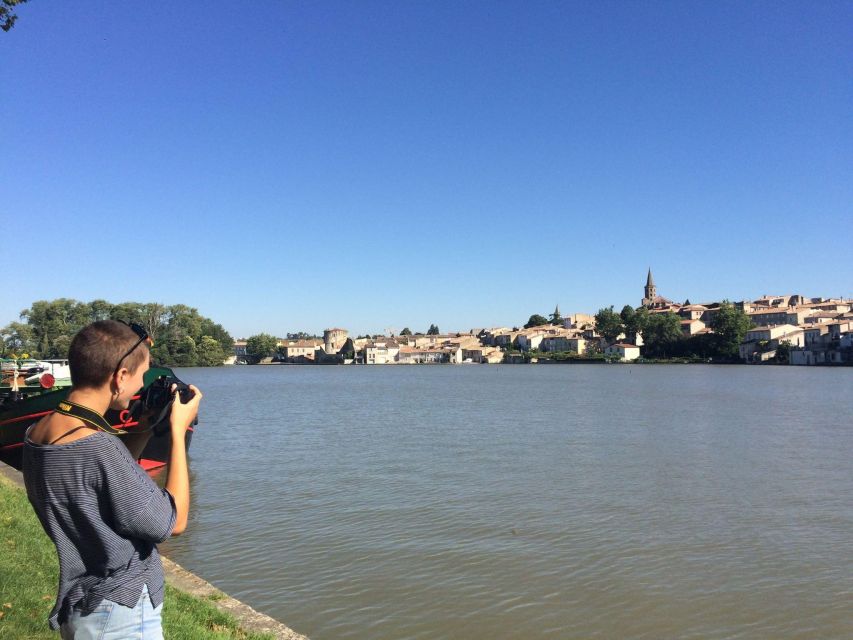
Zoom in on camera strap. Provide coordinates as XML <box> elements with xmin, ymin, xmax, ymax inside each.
<box><xmin>54</xmin><ymin>400</ymin><xmax>125</xmax><ymax>435</ymax></box>
<box><xmin>147</xmin><ymin>399</ymin><xmax>175</xmax><ymax>435</ymax></box>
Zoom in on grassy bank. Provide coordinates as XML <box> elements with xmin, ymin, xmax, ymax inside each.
<box><xmin>0</xmin><ymin>474</ymin><xmax>273</xmax><ymax>639</ymax></box>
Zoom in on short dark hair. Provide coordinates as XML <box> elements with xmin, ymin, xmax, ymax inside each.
<box><xmin>68</xmin><ymin>320</ymin><xmax>149</xmax><ymax>389</ymax></box>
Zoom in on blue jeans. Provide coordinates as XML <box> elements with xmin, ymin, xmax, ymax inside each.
<box><xmin>60</xmin><ymin>584</ymin><xmax>163</xmax><ymax>640</ymax></box>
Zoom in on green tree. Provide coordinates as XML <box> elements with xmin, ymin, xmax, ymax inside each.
<box><xmin>20</xmin><ymin>299</ymin><xmax>90</xmax><ymax>358</ymax></box>
<box><xmin>246</xmin><ymin>333</ymin><xmax>278</xmax><ymax>362</ymax></box>
<box><xmin>88</xmin><ymin>299</ymin><xmax>114</xmax><ymax>323</ymax></box>
<box><xmin>141</xmin><ymin>303</ymin><xmax>169</xmax><ymax>345</ymax></box>
<box><xmin>775</xmin><ymin>340</ymin><xmax>792</xmax><ymax>364</ymax></box>
<box><xmin>524</xmin><ymin>314</ymin><xmax>549</xmax><ymax>329</ymax></box>
<box><xmin>51</xmin><ymin>334</ymin><xmax>73</xmax><ymax>359</ymax></box>
<box><xmin>286</xmin><ymin>331</ymin><xmax>316</xmax><ymax>340</ymax></box>
<box><xmin>427</xmin><ymin>324</ymin><xmax>440</xmax><ymax>335</ymax></box>
<box><xmin>594</xmin><ymin>306</ymin><xmax>623</xmax><ymax>343</ymax></box>
<box><xmin>400</xmin><ymin>327</ymin><xmax>412</xmax><ymax>336</ymax></box>
<box><xmin>197</xmin><ymin>336</ymin><xmax>226</xmax><ymax>367</ymax></box>
<box><xmin>620</xmin><ymin>305</ymin><xmax>648</xmax><ymax>344</ymax></box>
<box><xmin>110</xmin><ymin>302</ymin><xmax>145</xmax><ymax>326</ymax></box>
<box><xmin>709</xmin><ymin>301</ymin><xmax>753</xmax><ymax>361</ymax></box>
<box><xmin>1</xmin><ymin>0</ymin><xmax>28</xmax><ymax>32</ymax></box>
<box><xmin>199</xmin><ymin>319</ymin><xmax>234</xmax><ymax>357</ymax></box>
<box><xmin>166</xmin><ymin>304</ymin><xmax>204</xmax><ymax>341</ymax></box>
<box><xmin>642</xmin><ymin>312</ymin><xmax>683</xmax><ymax>358</ymax></box>
<box><xmin>1</xmin><ymin>321</ymin><xmax>33</xmax><ymax>356</ymax></box>
<box><xmin>171</xmin><ymin>336</ymin><xmax>198</xmax><ymax>367</ymax></box>
<box><xmin>3</xmin><ymin>298</ymin><xmax>233</xmax><ymax>367</ymax></box>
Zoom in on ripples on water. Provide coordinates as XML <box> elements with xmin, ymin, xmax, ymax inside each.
<box><xmin>160</xmin><ymin>365</ymin><xmax>853</xmax><ymax>639</ymax></box>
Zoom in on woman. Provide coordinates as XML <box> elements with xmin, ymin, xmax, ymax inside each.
<box><xmin>23</xmin><ymin>320</ymin><xmax>202</xmax><ymax>639</ymax></box>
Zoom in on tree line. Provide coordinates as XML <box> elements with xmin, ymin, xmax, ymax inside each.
<box><xmin>1</xmin><ymin>299</ymin><xmax>234</xmax><ymax>367</ymax></box>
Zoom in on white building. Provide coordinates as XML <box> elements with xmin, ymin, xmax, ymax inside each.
<box><xmin>364</xmin><ymin>340</ymin><xmax>400</xmax><ymax>364</ymax></box>
<box><xmin>604</xmin><ymin>343</ymin><xmax>640</xmax><ymax>361</ymax></box>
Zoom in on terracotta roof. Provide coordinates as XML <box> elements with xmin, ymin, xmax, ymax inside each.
<box><xmin>284</xmin><ymin>341</ymin><xmax>320</xmax><ymax>348</ymax></box>
<box><xmin>365</xmin><ymin>340</ymin><xmax>400</xmax><ymax>349</ymax></box>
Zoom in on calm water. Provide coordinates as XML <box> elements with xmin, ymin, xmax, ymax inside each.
<box><xmin>160</xmin><ymin>365</ymin><xmax>853</xmax><ymax>639</ymax></box>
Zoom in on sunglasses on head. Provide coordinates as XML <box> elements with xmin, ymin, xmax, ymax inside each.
<box><xmin>113</xmin><ymin>321</ymin><xmax>154</xmax><ymax>378</ymax></box>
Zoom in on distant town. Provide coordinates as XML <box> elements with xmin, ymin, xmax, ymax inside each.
<box><xmin>233</xmin><ymin>270</ymin><xmax>853</xmax><ymax>367</ymax></box>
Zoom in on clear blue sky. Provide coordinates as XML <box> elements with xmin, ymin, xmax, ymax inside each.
<box><xmin>3</xmin><ymin>1</ymin><xmax>851</xmax><ymax>337</ymax></box>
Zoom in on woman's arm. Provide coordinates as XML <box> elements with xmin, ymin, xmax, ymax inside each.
<box><xmin>165</xmin><ymin>384</ymin><xmax>202</xmax><ymax>536</ymax></box>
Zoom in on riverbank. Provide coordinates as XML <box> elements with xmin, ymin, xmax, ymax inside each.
<box><xmin>0</xmin><ymin>463</ymin><xmax>307</xmax><ymax>640</ymax></box>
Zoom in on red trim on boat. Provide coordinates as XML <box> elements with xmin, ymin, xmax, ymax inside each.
<box><xmin>138</xmin><ymin>458</ymin><xmax>166</xmax><ymax>471</ymax></box>
<box><xmin>0</xmin><ymin>410</ymin><xmax>53</xmax><ymax>427</ymax></box>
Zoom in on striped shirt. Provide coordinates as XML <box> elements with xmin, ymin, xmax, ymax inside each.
<box><xmin>23</xmin><ymin>430</ymin><xmax>176</xmax><ymax>630</ymax></box>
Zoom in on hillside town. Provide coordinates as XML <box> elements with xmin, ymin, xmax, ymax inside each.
<box><xmin>231</xmin><ymin>271</ymin><xmax>853</xmax><ymax>367</ymax></box>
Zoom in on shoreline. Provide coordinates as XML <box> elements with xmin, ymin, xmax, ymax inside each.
<box><xmin>0</xmin><ymin>462</ymin><xmax>308</xmax><ymax>640</ymax></box>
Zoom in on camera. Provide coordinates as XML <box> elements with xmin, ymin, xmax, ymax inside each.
<box><xmin>126</xmin><ymin>374</ymin><xmax>195</xmax><ymax>431</ymax></box>
<box><xmin>142</xmin><ymin>376</ymin><xmax>195</xmax><ymax>409</ymax></box>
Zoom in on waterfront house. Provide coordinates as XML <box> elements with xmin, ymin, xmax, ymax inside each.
<box><xmin>827</xmin><ymin>320</ymin><xmax>852</xmax><ymax>339</ymax></box>
<box><xmin>232</xmin><ymin>340</ymin><xmax>248</xmax><ymax>363</ymax></box>
<box><xmin>788</xmin><ymin>319</ymin><xmax>853</xmax><ymax>365</ymax></box>
<box><xmin>462</xmin><ymin>346</ymin><xmax>486</xmax><ymax>363</ymax></box>
<box><xmin>747</xmin><ymin>306</ymin><xmax>812</xmax><ymax>328</ymax></box>
<box><xmin>540</xmin><ymin>334</ymin><xmax>588</xmax><ymax>354</ymax></box>
<box><xmin>482</xmin><ymin>349</ymin><xmax>504</xmax><ymax>364</ymax></box>
<box><xmin>279</xmin><ymin>340</ymin><xmax>322</xmax><ymax>363</ymax></box>
<box><xmin>478</xmin><ymin>328</ymin><xmax>511</xmax><ymax>346</ymax></box>
<box><xmin>516</xmin><ymin>330</ymin><xmax>546</xmax><ymax>352</ymax></box>
<box><xmin>604</xmin><ymin>343</ymin><xmax>640</xmax><ymax>361</ymax></box>
<box><xmin>739</xmin><ymin>325</ymin><xmax>804</xmax><ymax>362</ymax></box>
<box><xmin>364</xmin><ymin>339</ymin><xmax>400</xmax><ymax>365</ymax></box>
<box><xmin>678</xmin><ymin>305</ymin><xmax>708</xmax><ymax>321</ymax></box>
<box><xmin>397</xmin><ymin>346</ymin><xmax>461</xmax><ymax>364</ymax></box>
<box><xmin>493</xmin><ymin>331</ymin><xmax>521</xmax><ymax>349</ymax></box>
<box><xmin>803</xmin><ymin>325</ymin><xmax>830</xmax><ymax>346</ymax></box>
<box><xmin>680</xmin><ymin>318</ymin><xmax>706</xmax><ymax>336</ymax></box>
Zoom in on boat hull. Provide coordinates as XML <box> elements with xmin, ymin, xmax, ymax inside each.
<box><xmin>0</xmin><ymin>367</ymin><xmax>192</xmax><ymax>472</ymax></box>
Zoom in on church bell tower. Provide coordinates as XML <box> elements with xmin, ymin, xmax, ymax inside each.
<box><xmin>642</xmin><ymin>268</ymin><xmax>656</xmax><ymax>307</ymax></box>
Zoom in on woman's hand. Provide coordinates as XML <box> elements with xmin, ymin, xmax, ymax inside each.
<box><xmin>170</xmin><ymin>384</ymin><xmax>202</xmax><ymax>434</ymax></box>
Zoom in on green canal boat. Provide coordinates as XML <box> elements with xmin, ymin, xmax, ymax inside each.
<box><xmin>0</xmin><ymin>362</ymin><xmax>193</xmax><ymax>473</ymax></box>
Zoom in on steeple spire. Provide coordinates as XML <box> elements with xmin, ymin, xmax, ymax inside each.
<box><xmin>642</xmin><ymin>268</ymin><xmax>657</xmax><ymax>307</ymax></box>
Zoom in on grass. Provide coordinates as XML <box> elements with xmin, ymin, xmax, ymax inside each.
<box><xmin>0</xmin><ymin>475</ymin><xmax>273</xmax><ymax>639</ymax></box>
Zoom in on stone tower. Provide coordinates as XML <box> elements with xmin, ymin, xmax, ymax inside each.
<box><xmin>323</xmin><ymin>328</ymin><xmax>349</xmax><ymax>354</ymax></box>
<box><xmin>642</xmin><ymin>269</ymin><xmax>656</xmax><ymax>307</ymax></box>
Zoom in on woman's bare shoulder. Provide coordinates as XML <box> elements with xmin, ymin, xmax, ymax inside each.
<box><xmin>28</xmin><ymin>413</ymin><xmax>97</xmax><ymax>446</ymax></box>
